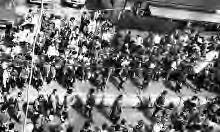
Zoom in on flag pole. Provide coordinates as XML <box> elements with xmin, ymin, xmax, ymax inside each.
<box><xmin>22</xmin><ymin>0</ymin><xmax>44</xmax><ymax>132</ymax></box>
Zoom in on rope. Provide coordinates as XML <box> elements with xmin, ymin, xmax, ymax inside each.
<box><xmin>22</xmin><ymin>0</ymin><xmax>44</xmax><ymax>131</ymax></box>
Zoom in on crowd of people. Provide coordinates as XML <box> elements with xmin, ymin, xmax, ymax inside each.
<box><xmin>0</xmin><ymin>5</ymin><xmax>220</xmax><ymax>132</ymax></box>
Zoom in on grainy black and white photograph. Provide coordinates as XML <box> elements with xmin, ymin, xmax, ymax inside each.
<box><xmin>0</xmin><ymin>0</ymin><xmax>220</xmax><ymax>131</ymax></box>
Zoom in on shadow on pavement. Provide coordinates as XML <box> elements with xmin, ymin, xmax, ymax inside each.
<box><xmin>95</xmin><ymin>99</ymin><xmax>112</xmax><ymax>123</ymax></box>
<box><xmin>72</xmin><ymin>95</ymin><xmax>88</xmax><ymax>119</ymax></box>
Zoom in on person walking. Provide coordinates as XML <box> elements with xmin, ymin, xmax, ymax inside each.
<box><xmin>85</xmin><ymin>88</ymin><xmax>96</xmax><ymax>120</ymax></box>
<box><xmin>110</xmin><ymin>94</ymin><xmax>123</xmax><ymax>124</ymax></box>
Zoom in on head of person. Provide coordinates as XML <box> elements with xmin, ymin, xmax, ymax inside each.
<box><xmin>70</xmin><ymin>17</ymin><xmax>75</xmax><ymax>22</ymax></box>
<box><xmin>121</xmin><ymin>118</ymin><xmax>127</xmax><ymax>125</ymax></box>
<box><xmin>128</xmin><ymin>30</ymin><xmax>131</xmax><ymax>34</ymax></box>
<box><xmin>52</xmin><ymin>89</ymin><xmax>57</xmax><ymax>94</ymax></box>
<box><xmin>28</xmin><ymin>9</ymin><xmax>32</xmax><ymax>13</ymax></box>
<box><xmin>114</xmin><ymin>124</ymin><xmax>121</xmax><ymax>131</ymax></box>
<box><xmin>117</xmin><ymin>94</ymin><xmax>123</xmax><ymax>105</ymax></box>
<box><xmin>102</xmin><ymin>123</ymin><xmax>108</xmax><ymax>130</ymax></box>
<box><xmin>161</xmin><ymin>90</ymin><xmax>168</xmax><ymax>97</ymax></box>
<box><xmin>38</xmin><ymin>95</ymin><xmax>44</xmax><ymax>101</ymax></box>
<box><xmin>117</xmin><ymin>94</ymin><xmax>123</xmax><ymax>101</ymax></box>
<box><xmin>18</xmin><ymin>92</ymin><xmax>22</xmax><ymax>97</ymax></box>
<box><xmin>83</xmin><ymin>121</ymin><xmax>91</xmax><ymax>129</ymax></box>
<box><xmin>8</xmin><ymin>122</ymin><xmax>14</xmax><ymax>130</ymax></box>
<box><xmin>89</xmin><ymin>88</ymin><xmax>95</xmax><ymax>95</ymax></box>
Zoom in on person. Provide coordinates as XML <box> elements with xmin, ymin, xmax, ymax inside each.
<box><xmin>183</xmin><ymin>96</ymin><xmax>199</xmax><ymax>113</ymax></box>
<box><xmin>136</xmin><ymin>35</ymin><xmax>143</xmax><ymax>47</ymax></box>
<box><xmin>48</xmin><ymin>89</ymin><xmax>59</xmax><ymax>114</ymax></box>
<box><xmin>25</xmin><ymin>9</ymin><xmax>34</xmax><ymax>23</ymax></box>
<box><xmin>2</xmin><ymin>68</ymin><xmax>10</xmax><ymax>92</ymax></box>
<box><xmin>101</xmin><ymin>123</ymin><xmax>109</xmax><ymax>132</ymax></box>
<box><xmin>85</xmin><ymin>88</ymin><xmax>96</xmax><ymax>120</ymax></box>
<box><xmin>110</xmin><ymin>94</ymin><xmax>123</xmax><ymax>124</ymax></box>
<box><xmin>47</xmin><ymin>43</ymin><xmax>59</xmax><ymax>58</ymax></box>
<box><xmin>19</xmin><ymin>64</ymin><xmax>29</xmax><ymax>88</ymax></box>
<box><xmin>63</xmin><ymin>88</ymin><xmax>76</xmax><ymax>110</ymax></box>
<box><xmin>80</xmin><ymin>121</ymin><xmax>93</xmax><ymax>132</ymax></box>
<box><xmin>110</xmin><ymin>0</ymin><xmax>115</xmax><ymax>7</ymax></box>
<box><xmin>7</xmin><ymin>122</ymin><xmax>16</xmax><ymax>132</ymax></box>
<box><xmin>133</xmin><ymin>120</ymin><xmax>146</xmax><ymax>132</ymax></box>
<box><xmin>120</xmin><ymin>119</ymin><xmax>129</xmax><ymax>132</ymax></box>
<box><xmin>14</xmin><ymin>92</ymin><xmax>23</xmax><ymax>120</ymax></box>
<box><xmin>152</xmin><ymin>90</ymin><xmax>168</xmax><ymax>117</ymax></box>
<box><xmin>124</xmin><ymin>31</ymin><xmax>131</xmax><ymax>45</ymax></box>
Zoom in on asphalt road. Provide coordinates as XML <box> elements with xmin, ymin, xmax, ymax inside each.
<box><xmin>10</xmin><ymin>77</ymin><xmax>215</xmax><ymax>132</ymax></box>
<box><xmin>0</xmin><ymin>1</ymin><xmax>219</xmax><ymax>131</ymax></box>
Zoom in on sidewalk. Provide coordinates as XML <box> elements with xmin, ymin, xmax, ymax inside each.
<box><xmin>150</xmin><ymin>5</ymin><xmax>220</xmax><ymax>23</ymax></box>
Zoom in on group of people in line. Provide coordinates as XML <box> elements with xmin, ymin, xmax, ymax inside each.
<box><xmin>0</xmin><ymin>6</ymin><xmax>220</xmax><ymax>132</ymax></box>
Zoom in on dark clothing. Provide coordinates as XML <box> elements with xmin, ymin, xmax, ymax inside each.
<box><xmin>152</xmin><ymin>95</ymin><xmax>165</xmax><ymax>117</ymax></box>
<box><xmin>110</xmin><ymin>100</ymin><xmax>122</xmax><ymax>124</ymax></box>
<box><xmin>85</xmin><ymin>94</ymin><xmax>96</xmax><ymax>118</ymax></box>
<box><xmin>155</xmin><ymin>96</ymin><xmax>165</xmax><ymax>107</ymax></box>
<box><xmin>124</xmin><ymin>34</ymin><xmax>131</xmax><ymax>44</ymax></box>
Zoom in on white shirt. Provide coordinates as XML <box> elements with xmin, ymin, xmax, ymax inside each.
<box><xmin>3</xmin><ymin>69</ymin><xmax>10</xmax><ymax>80</ymax></box>
<box><xmin>18</xmin><ymin>30</ymin><xmax>28</xmax><ymax>42</ymax></box>
<box><xmin>69</xmin><ymin>38</ymin><xmax>79</xmax><ymax>48</ymax></box>
<box><xmin>88</xmin><ymin>20</ymin><xmax>96</xmax><ymax>33</ymax></box>
<box><xmin>121</xmin><ymin>60</ymin><xmax>130</xmax><ymax>67</ymax></box>
<box><xmin>153</xmin><ymin>123</ymin><xmax>164</xmax><ymax>132</ymax></box>
<box><xmin>52</xmin><ymin>19</ymin><xmax>61</xmax><ymax>30</ymax></box>
<box><xmin>11</xmin><ymin>45</ymin><xmax>22</xmax><ymax>55</ymax></box>
<box><xmin>102</xmin><ymin>32</ymin><xmax>112</xmax><ymax>42</ymax></box>
<box><xmin>47</xmin><ymin>45</ymin><xmax>59</xmax><ymax>56</ymax></box>
<box><xmin>136</xmin><ymin>36</ymin><xmax>143</xmax><ymax>46</ymax></box>
<box><xmin>153</xmin><ymin>34</ymin><xmax>161</xmax><ymax>44</ymax></box>
<box><xmin>82</xmin><ymin>46</ymin><xmax>87</xmax><ymax>54</ymax></box>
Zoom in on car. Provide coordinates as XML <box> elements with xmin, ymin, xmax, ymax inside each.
<box><xmin>28</xmin><ymin>0</ymin><xmax>53</xmax><ymax>4</ymax></box>
<box><xmin>0</xmin><ymin>20</ymin><xmax>13</xmax><ymax>29</ymax></box>
<box><xmin>62</xmin><ymin>0</ymin><xmax>86</xmax><ymax>8</ymax></box>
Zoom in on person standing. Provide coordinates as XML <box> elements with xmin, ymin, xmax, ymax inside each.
<box><xmin>80</xmin><ymin>121</ymin><xmax>93</xmax><ymax>132</ymax></box>
<box><xmin>152</xmin><ymin>90</ymin><xmax>168</xmax><ymax>117</ymax></box>
<box><xmin>85</xmin><ymin>88</ymin><xmax>96</xmax><ymax>120</ymax></box>
<box><xmin>110</xmin><ymin>95</ymin><xmax>123</xmax><ymax>124</ymax></box>
<box><xmin>48</xmin><ymin>89</ymin><xmax>59</xmax><ymax>114</ymax></box>
<box><xmin>124</xmin><ymin>30</ymin><xmax>131</xmax><ymax>45</ymax></box>
<box><xmin>2</xmin><ymin>68</ymin><xmax>10</xmax><ymax>93</ymax></box>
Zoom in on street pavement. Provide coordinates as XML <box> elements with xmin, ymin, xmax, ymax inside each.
<box><xmin>9</xmin><ymin>78</ymin><xmax>216</xmax><ymax>132</ymax></box>
<box><xmin>0</xmin><ymin>1</ymin><xmax>219</xmax><ymax>131</ymax></box>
